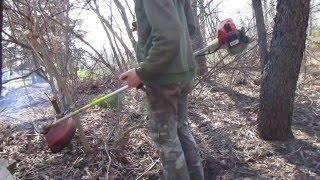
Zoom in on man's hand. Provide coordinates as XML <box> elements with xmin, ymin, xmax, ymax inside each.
<box><xmin>119</xmin><ymin>69</ymin><xmax>141</xmax><ymax>88</ymax></box>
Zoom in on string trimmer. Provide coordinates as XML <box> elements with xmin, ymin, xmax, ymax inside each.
<box><xmin>45</xmin><ymin>18</ymin><xmax>249</xmax><ymax>153</ymax></box>
<box><xmin>45</xmin><ymin>86</ymin><xmax>129</xmax><ymax>152</ymax></box>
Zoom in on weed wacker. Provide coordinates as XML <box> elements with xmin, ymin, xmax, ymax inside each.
<box><xmin>44</xmin><ymin>18</ymin><xmax>250</xmax><ymax>153</ymax></box>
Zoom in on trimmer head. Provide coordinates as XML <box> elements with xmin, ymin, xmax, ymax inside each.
<box><xmin>45</xmin><ymin>117</ymin><xmax>76</xmax><ymax>153</ymax></box>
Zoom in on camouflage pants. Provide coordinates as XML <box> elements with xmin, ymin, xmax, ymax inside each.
<box><xmin>145</xmin><ymin>83</ymin><xmax>204</xmax><ymax>180</ymax></box>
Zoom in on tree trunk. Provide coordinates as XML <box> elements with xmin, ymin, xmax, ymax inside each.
<box><xmin>263</xmin><ymin>0</ymin><xmax>268</xmax><ymax>26</ymax></box>
<box><xmin>191</xmin><ymin>0</ymin><xmax>208</xmax><ymax>76</ymax></box>
<box><xmin>0</xmin><ymin>0</ymin><xmax>3</xmax><ymax>96</ymax></box>
<box><xmin>269</xmin><ymin>0</ymin><xmax>276</xmax><ymax>18</ymax></box>
<box><xmin>114</xmin><ymin>0</ymin><xmax>137</xmax><ymax>49</ymax></box>
<box><xmin>62</xmin><ymin>0</ymin><xmax>72</xmax><ymax>111</ymax></box>
<box><xmin>91</xmin><ymin>0</ymin><xmax>134</xmax><ymax>62</ymax></box>
<box><xmin>24</xmin><ymin>32</ymin><xmax>72</xmax><ymax>112</ymax></box>
<box><xmin>258</xmin><ymin>0</ymin><xmax>310</xmax><ymax>141</ymax></box>
<box><xmin>105</xmin><ymin>25</ymin><xmax>123</xmax><ymax>73</ymax></box>
<box><xmin>252</xmin><ymin>0</ymin><xmax>268</xmax><ymax>69</ymax></box>
<box><xmin>308</xmin><ymin>0</ymin><xmax>315</xmax><ymax>36</ymax></box>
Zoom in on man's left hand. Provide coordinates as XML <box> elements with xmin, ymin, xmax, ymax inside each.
<box><xmin>119</xmin><ymin>68</ymin><xmax>141</xmax><ymax>88</ymax></box>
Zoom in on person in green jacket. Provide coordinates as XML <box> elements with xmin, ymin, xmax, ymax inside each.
<box><xmin>120</xmin><ymin>0</ymin><xmax>204</xmax><ymax>179</ymax></box>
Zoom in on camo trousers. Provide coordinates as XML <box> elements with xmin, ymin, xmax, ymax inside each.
<box><xmin>145</xmin><ymin>83</ymin><xmax>204</xmax><ymax>180</ymax></box>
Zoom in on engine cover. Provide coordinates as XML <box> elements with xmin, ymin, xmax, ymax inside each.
<box><xmin>218</xmin><ymin>19</ymin><xmax>250</xmax><ymax>55</ymax></box>
<box><xmin>217</xmin><ymin>18</ymin><xmax>238</xmax><ymax>45</ymax></box>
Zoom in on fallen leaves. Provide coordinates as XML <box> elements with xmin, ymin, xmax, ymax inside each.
<box><xmin>0</xmin><ymin>75</ymin><xmax>319</xmax><ymax>179</ymax></box>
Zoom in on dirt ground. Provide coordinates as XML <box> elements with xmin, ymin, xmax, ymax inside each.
<box><xmin>0</xmin><ymin>73</ymin><xmax>319</xmax><ymax>179</ymax></box>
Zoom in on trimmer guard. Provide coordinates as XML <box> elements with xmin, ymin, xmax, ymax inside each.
<box><xmin>45</xmin><ymin>117</ymin><xmax>76</xmax><ymax>153</ymax></box>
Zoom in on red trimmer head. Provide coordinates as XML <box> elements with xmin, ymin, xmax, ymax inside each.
<box><xmin>45</xmin><ymin>117</ymin><xmax>76</xmax><ymax>153</ymax></box>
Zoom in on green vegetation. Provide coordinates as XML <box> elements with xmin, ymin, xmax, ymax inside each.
<box><xmin>77</xmin><ymin>69</ymin><xmax>93</xmax><ymax>79</ymax></box>
<box><xmin>89</xmin><ymin>93</ymin><xmax>119</xmax><ymax>108</ymax></box>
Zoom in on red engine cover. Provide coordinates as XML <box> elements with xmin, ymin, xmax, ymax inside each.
<box><xmin>217</xmin><ymin>18</ymin><xmax>238</xmax><ymax>45</ymax></box>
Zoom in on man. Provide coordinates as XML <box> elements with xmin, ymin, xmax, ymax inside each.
<box><xmin>120</xmin><ymin>0</ymin><xmax>204</xmax><ymax>179</ymax></box>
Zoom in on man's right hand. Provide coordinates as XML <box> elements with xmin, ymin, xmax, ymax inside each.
<box><xmin>119</xmin><ymin>69</ymin><xmax>142</xmax><ymax>88</ymax></box>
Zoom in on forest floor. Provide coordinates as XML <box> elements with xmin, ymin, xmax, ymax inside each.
<box><xmin>0</xmin><ymin>72</ymin><xmax>319</xmax><ymax>179</ymax></box>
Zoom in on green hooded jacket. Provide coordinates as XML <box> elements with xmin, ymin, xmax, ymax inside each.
<box><xmin>134</xmin><ymin>0</ymin><xmax>197</xmax><ymax>85</ymax></box>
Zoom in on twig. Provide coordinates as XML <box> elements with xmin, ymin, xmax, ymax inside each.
<box><xmin>0</xmin><ymin>114</ymin><xmax>19</xmax><ymax>121</ymax></box>
<box><xmin>0</xmin><ymin>108</ymin><xmax>6</xmax><ymax>114</ymax></box>
<box><xmin>311</xmin><ymin>107</ymin><xmax>320</xmax><ymax>117</ymax></box>
<box><xmin>135</xmin><ymin>159</ymin><xmax>160</xmax><ymax>180</ymax></box>
<box><xmin>288</xmin><ymin>146</ymin><xmax>303</xmax><ymax>156</ymax></box>
<box><xmin>111</xmin><ymin>124</ymin><xmax>144</xmax><ymax>148</ymax></box>
<box><xmin>233</xmin><ymin>169</ymin><xmax>257</xmax><ymax>176</ymax></box>
<box><xmin>44</xmin><ymin>92</ymin><xmax>51</xmax><ymax>101</ymax></box>
<box><xmin>2</xmin><ymin>68</ymin><xmax>42</xmax><ymax>85</ymax></box>
<box><xmin>66</xmin><ymin>156</ymin><xmax>83</xmax><ymax>176</ymax></box>
<box><xmin>105</xmin><ymin>143</ymin><xmax>111</xmax><ymax>180</ymax></box>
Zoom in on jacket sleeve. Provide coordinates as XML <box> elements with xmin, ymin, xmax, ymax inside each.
<box><xmin>184</xmin><ymin>0</ymin><xmax>197</xmax><ymax>37</ymax></box>
<box><xmin>135</xmin><ymin>0</ymin><xmax>183</xmax><ymax>81</ymax></box>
